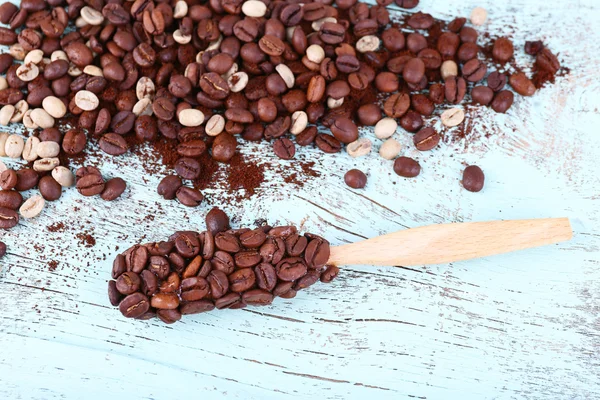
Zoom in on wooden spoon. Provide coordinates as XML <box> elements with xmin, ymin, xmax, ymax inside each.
<box><xmin>327</xmin><ymin>218</ymin><xmax>572</xmax><ymax>266</ymax></box>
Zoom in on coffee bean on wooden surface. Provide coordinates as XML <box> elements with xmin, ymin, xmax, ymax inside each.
<box><xmin>344</xmin><ymin>169</ymin><xmax>367</xmax><ymax>189</ymax></box>
<box><xmin>394</xmin><ymin>157</ymin><xmax>421</xmax><ymax>178</ymax></box>
<box><xmin>462</xmin><ymin>165</ymin><xmax>485</xmax><ymax>192</ymax></box>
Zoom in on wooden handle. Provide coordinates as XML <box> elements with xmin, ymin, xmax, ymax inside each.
<box><xmin>327</xmin><ymin>218</ymin><xmax>572</xmax><ymax>267</ymax></box>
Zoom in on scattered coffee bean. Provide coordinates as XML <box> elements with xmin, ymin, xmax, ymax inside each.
<box><xmin>101</xmin><ymin>178</ymin><xmax>127</xmax><ymax>201</ymax></box>
<box><xmin>462</xmin><ymin>165</ymin><xmax>485</xmax><ymax>192</ymax></box>
<box><xmin>441</xmin><ymin>108</ymin><xmax>465</xmax><ymax>127</ymax></box>
<box><xmin>344</xmin><ymin>169</ymin><xmax>367</xmax><ymax>189</ymax></box>
<box><xmin>19</xmin><ymin>194</ymin><xmax>45</xmax><ymax>219</ymax></box>
<box><xmin>394</xmin><ymin>157</ymin><xmax>421</xmax><ymax>178</ymax></box>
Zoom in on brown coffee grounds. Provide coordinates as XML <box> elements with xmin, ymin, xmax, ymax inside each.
<box><xmin>47</xmin><ymin>222</ymin><xmax>66</xmax><ymax>233</ymax></box>
<box><xmin>225</xmin><ymin>153</ymin><xmax>265</xmax><ymax>199</ymax></box>
<box><xmin>192</xmin><ymin>151</ymin><xmax>220</xmax><ymax>190</ymax></box>
<box><xmin>76</xmin><ymin>233</ymin><xmax>96</xmax><ymax>248</ymax></box>
<box><xmin>48</xmin><ymin>261</ymin><xmax>58</xmax><ymax>271</ymax></box>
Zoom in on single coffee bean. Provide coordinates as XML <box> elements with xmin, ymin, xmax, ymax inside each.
<box><xmin>491</xmin><ymin>90</ymin><xmax>514</xmax><ymax>113</ymax></box>
<box><xmin>176</xmin><ymin>186</ymin><xmax>203</xmax><ymax>207</ymax></box>
<box><xmin>330</xmin><ymin>117</ymin><xmax>358</xmax><ymax>144</ymax></box>
<box><xmin>444</xmin><ymin>76</ymin><xmax>467</xmax><ymax>104</ymax></box>
<box><xmin>174</xmin><ymin>157</ymin><xmax>201</xmax><ymax>180</ymax></box>
<box><xmin>116</xmin><ymin>271</ymin><xmax>141</xmax><ymax>295</ymax></box>
<box><xmin>242</xmin><ymin>289</ymin><xmax>273</xmax><ymax>306</ymax></box>
<box><xmin>107</xmin><ymin>281</ymin><xmax>122</xmax><ymax>306</ymax></box>
<box><xmin>0</xmin><ymin>206</ymin><xmax>18</xmax><ymax>229</ymax></box>
<box><xmin>462</xmin><ymin>59</ymin><xmax>487</xmax><ymax>82</ymax></box>
<box><xmin>403</xmin><ymin>58</ymin><xmax>425</xmax><ymax>84</ymax></box>
<box><xmin>19</xmin><ymin>194</ymin><xmax>45</xmax><ymax>218</ymax></box>
<box><xmin>393</xmin><ymin>157</ymin><xmax>421</xmax><ymax>178</ymax></box>
<box><xmin>471</xmin><ymin>86</ymin><xmax>494</xmax><ymax>105</ymax></box>
<box><xmin>493</xmin><ymin>37</ymin><xmax>514</xmax><ymax>63</ymax></box>
<box><xmin>38</xmin><ymin>176</ymin><xmax>62</xmax><ymax>201</ymax></box>
<box><xmin>344</xmin><ymin>169</ymin><xmax>367</xmax><ymax>189</ymax></box>
<box><xmin>99</xmin><ymin>133</ymin><xmax>128</xmax><ymax>156</ymax></box>
<box><xmin>0</xmin><ymin>189</ymin><xmax>22</xmax><ymax>209</ymax></box>
<box><xmin>215</xmin><ymin>232</ymin><xmax>241</xmax><ymax>253</ymax></box>
<box><xmin>62</xmin><ymin>128</ymin><xmax>87</xmax><ymax>154</ymax></box>
<box><xmin>315</xmin><ymin>133</ymin><xmax>342</xmax><ymax>153</ymax></box>
<box><xmin>180</xmin><ymin>300</ymin><xmax>215</xmax><ymax>315</ymax></box>
<box><xmin>462</xmin><ymin>165</ymin><xmax>485</xmax><ymax>192</ymax></box>
<box><xmin>305</xmin><ymin>238</ymin><xmax>330</xmax><ymax>269</ymax></box>
<box><xmin>206</xmin><ymin>207</ymin><xmax>230</xmax><ymax>235</ymax></box>
<box><xmin>211</xmin><ymin>132</ymin><xmax>237</xmax><ymax>162</ymax></box>
<box><xmin>414</xmin><ymin>127</ymin><xmax>440</xmax><ymax>151</ymax></box>
<box><xmin>441</xmin><ymin>108</ymin><xmax>465</xmax><ymax>127</ymax></box>
<box><xmin>207</xmin><ymin>269</ymin><xmax>229</xmax><ymax>299</ymax></box>
<box><xmin>487</xmin><ymin>71</ymin><xmax>507</xmax><ymax>92</ymax></box>
<box><xmin>509</xmin><ymin>72</ymin><xmax>536</xmax><ymax>96</ymax></box>
<box><xmin>320</xmin><ymin>265</ymin><xmax>340</xmax><ymax>283</ymax></box>
<box><xmin>101</xmin><ymin>177</ymin><xmax>127</xmax><ymax>201</ymax></box>
<box><xmin>273</xmin><ymin>137</ymin><xmax>296</xmax><ymax>160</ymax></box>
<box><xmin>525</xmin><ymin>40</ymin><xmax>544</xmax><ymax>56</ymax></box>
<box><xmin>0</xmin><ymin>169</ymin><xmax>17</xmax><ymax>190</ymax></box>
<box><xmin>77</xmin><ymin>173</ymin><xmax>105</xmax><ymax>197</ymax></box>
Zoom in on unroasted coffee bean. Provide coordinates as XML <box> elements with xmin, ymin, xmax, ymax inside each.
<box><xmin>394</xmin><ymin>157</ymin><xmax>421</xmax><ymax>178</ymax></box>
<box><xmin>414</xmin><ymin>127</ymin><xmax>440</xmax><ymax>151</ymax></box>
<box><xmin>157</xmin><ymin>175</ymin><xmax>182</xmax><ymax>200</ymax></box>
<box><xmin>462</xmin><ymin>165</ymin><xmax>485</xmax><ymax>192</ymax></box>
<box><xmin>344</xmin><ymin>169</ymin><xmax>367</xmax><ymax>189</ymax></box>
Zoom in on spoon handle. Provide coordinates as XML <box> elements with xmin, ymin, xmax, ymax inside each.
<box><xmin>327</xmin><ymin>218</ymin><xmax>572</xmax><ymax>267</ymax></box>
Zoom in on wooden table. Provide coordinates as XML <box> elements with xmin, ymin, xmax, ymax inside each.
<box><xmin>1</xmin><ymin>0</ymin><xmax>599</xmax><ymax>398</ymax></box>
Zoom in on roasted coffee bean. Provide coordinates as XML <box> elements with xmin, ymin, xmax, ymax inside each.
<box><xmin>157</xmin><ymin>175</ymin><xmax>182</xmax><ymax>200</ymax></box>
<box><xmin>414</xmin><ymin>127</ymin><xmax>440</xmax><ymax>151</ymax></box>
<box><xmin>493</xmin><ymin>37</ymin><xmax>514</xmax><ymax>63</ymax></box>
<box><xmin>108</xmin><ymin>281</ymin><xmax>122</xmax><ymax>306</ymax></box>
<box><xmin>207</xmin><ymin>269</ymin><xmax>229</xmax><ymax>299</ymax></box>
<box><xmin>235</xmin><ymin>250</ymin><xmax>261</xmax><ymax>268</ymax></box>
<box><xmin>472</xmin><ymin>86</ymin><xmax>494</xmax><ymax>106</ymax></box>
<box><xmin>116</xmin><ymin>271</ymin><xmax>141</xmax><ymax>295</ymax></box>
<box><xmin>181</xmin><ymin>300</ymin><xmax>215</xmax><ymax>314</ymax></box>
<box><xmin>215</xmin><ymin>232</ymin><xmax>241</xmax><ymax>253</ymax></box>
<box><xmin>242</xmin><ymin>289</ymin><xmax>273</xmax><ymax>306</ymax></box>
<box><xmin>411</xmin><ymin>94</ymin><xmax>434</xmax><ymax>116</ymax></box>
<box><xmin>100</xmin><ymin>133</ymin><xmax>128</xmax><ymax>156</ymax></box>
<box><xmin>394</xmin><ymin>157</ymin><xmax>421</xmax><ymax>178</ymax></box>
<box><xmin>462</xmin><ymin>165</ymin><xmax>485</xmax><ymax>192</ymax></box>
<box><xmin>62</xmin><ymin>129</ymin><xmax>87</xmax><ymax>154</ymax></box>
<box><xmin>39</xmin><ymin>176</ymin><xmax>62</xmax><ymax>201</ymax></box>
<box><xmin>206</xmin><ymin>207</ymin><xmax>230</xmax><ymax>235</ymax></box>
<box><xmin>509</xmin><ymin>72</ymin><xmax>536</xmax><ymax>96</ymax></box>
<box><xmin>277</xmin><ymin>257</ymin><xmax>307</xmax><ymax>281</ymax></box>
<box><xmin>344</xmin><ymin>169</ymin><xmax>367</xmax><ymax>189</ymax></box>
<box><xmin>444</xmin><ymin>76</ymin><xmax>467</xmax><ymax>104</ymax></box>
<box><xmin>487</xmin><ymin>71</ymin><xmax>507</xmax><ymax>92</ymax></box>
<box><xmin>77</xmin><ymin>173</ymin><xmax>105</xmax><ymax>196</ymax></box>
<box><xmin>491</xmin><ymin>90</ymin><xmax>514</xmax><ymax>113</ymax></box>
<box><xmin>119</xmin><ymin>292</ymin><xmax>150</xmax><ymax>318</ymax></box>
<box><xmin>525</xmin><ymin>40</ymin><xmax>544</xmax><ymax>56</ymax></box>
<box><xmin>101</xmin><ymin>178</ymin><xmax>126</xmax><ymax>201</ymax></box>
<box><xmin>0</xmin><ymin>206</ymin><xmax>18</xmax><ymax>229</ymax></box>
<box><xmin>273</xmin><ymin>137</ymin><xmax>296</xmax><ymax>160</ymax></box>
<box><xmin>462</xmin><ymin>59</ymin><xmax>487</xmax><ymax>82</ymax></box>
<box><xmin>15</xmin><ymin>169</ymin><xmax>39</xmax><ymax>192</ymax></box>
<box><xmin>211</xmin><ymin>132</ymin><xmax>237</xmax><ymax>162</ymax></box>
<box><xmin>0</xmin><ymin>189</ymin><xmax>22</xmax><ymax>209</ymax></box>
<box><xmin>174</xmin><ymin>232</ymin><xmax>200</xmax><ymax>258</ymax></box>
<box><xmin>305</xmin><ymin>238</ymin><xmax>330</xmax><ymax>269</ymax></box>
<box><xmin>536</xmin><ymin>48</ymin><xmax>560</xmax><ymax>74</ymax></box>
<box><xmin>384</xmin><ymin>93</ymin><xmax>410</xmax><ymax>118</ymax></box>
<box><xmin>174</xmin><ymin>157</ymin><xmax>201</xmax><ymax>180</ymax></box>
<box><xmin>0</xmin><ymin>169</ymin><xmax>17</xmax><ymax>190</ymax></box>
<box><xmin>315</xmin><ymin>133</ymin><xmax>342</xmax><ymax>153</ymax></box>
<box><xmin>399</xmin><ymin>111</ymin><xmax>424</xmax><ymax>133</ymax></box>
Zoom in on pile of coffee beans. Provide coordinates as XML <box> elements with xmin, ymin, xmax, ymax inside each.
<box><xmin>0</xmin><ymin>0</ymin><xmax>564</xmax><ymax>230</ymax></box>
<box><xmin>108</xmin><ymin>207</ymin><xmax>339</xmax><ymax>323</ymax></box>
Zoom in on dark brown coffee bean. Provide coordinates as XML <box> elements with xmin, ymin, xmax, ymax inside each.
<box><xmin>384</xmin><ymin>92</ymin><xmax>410</xmax><ymax>118</ymax></box>
<box><xmin>335</xmin><ymin>54</ymin><xmax>359</xmax><ymax>73</ymax></box>
<box><xmin>493</xmin><ymin>37</ymin><xmax>514</xmax><ymax>63</ymax></box>
<box><xmin>140</xmin><ymin>269</ymin><xmax>158</xmax><ymax>296</ymax></box>
<box><xmin>437</xmin><ymin>32</ymin><xmax>460</xmax><ymax>58</ymax></box>
<box><xmin>272</xmin><ymin>137</ymin><xmax>295</xmax><ymax>160</ymax></box>
<box><xmin>411</xmin><ymin>94</ymin><xmax>434</xmax><ymax>116</ymax></box>
<box><xmin>13</xmin><ymin>169</ymin><xmax>37</xmax><ymax>192</ymax></box>
<box><xmin>215</xmin><ymin>232</ymin><xmax>241</xmax><ymax>253</ymax></box>
<box><xmin>394</xmin><ymin>157</ymin><xmax>420</xmax><ymax>178</ymax></box>
<box><xmin>273</xmin><ymin>281</ymin><xmax>294</xmax><ymax>297</ymax></box>
<box><xmin>0</xmin><ymin>88</ymin><xmax>24</xmax><ymax>105</ymax></box>
<box><xmin>294</xmin><ymin>270</ymin><xmax>320</xmax><ymax>291</ymax></box>
<box><xmin>240</xmin><ymin>228</ymin><xmax>267</xmax><ymax>248</ymax></box>
<box><xmin>44</xmin><ymin>59</ymin><xmax>69</xmax><ymax>80</ymax></box>
<box><xmin>525</xmin><ymin>40</ymin><xmax>544</xmax><ymax>56</ymax></box>
<box><xmin>228</xmin><ymin>268</ymin><xmax>256</xmax><ymax>292</ymax></box>
<box><xmin>62</xmin><ymin>128</ymin><xmax>87</xmax><ymax>155</ymax></box>
<box><xmin>176</xmin><ymin>185</ymin><xmax>203</xmax><ymax>208</ymax></box>
<box><xmin>65</xmin><ymin>42</ymin><xmax>94</xmax><ymax>68</ymax></box>
<box><xmin>320</xmin><ymin>265</ymin><xmax>340</xmax><ymax>283</ymax></box>
<box><xmin>133</xmin><ymin>43</ymin><xmax>156</xmax><ymax>67</ymax></box>
<box><xmin>407</xmin><ymin>11</ymin><xmax>432</xmax><ymax>28</ymax></box>
<box><xmin>0</xmin><ymin>206</ymin><xmax>18</xmax><ymax>229</ymax></box>
<box><xmin>462</xmin><ymin>59</ymin><xmax>487</xmax><ymax>82</ymax></box>
<box><xmin>99</xmin><ymin>133</ymin><xmax>128</xmax><ymax>156</ymax></box>
<box><xmin>304</xmin><ymin>238</ymin><xmax>330</xmax><ymax>269</ymax></box>
<box><xmin>0</xmin><ymin>2</ymin><xmax>18</xmax><ymax>25</ymax></box>
<box><xmin>315</xmin><ymin>133</ymin><xmax>342</xmax><ymax>153</ymax></box>
<box><xmin>152</xmin><ymin>97</ymin><xmax>175</xmax><ymax>121</ymax></box>
<box><xmin>157</xmin><ymin>175</ymin><xmax>182</xmax><ymax>200</ymax></box>
<box><xmin>101</xmin><ymin>178</ymin><xmax>126</xmax><ymax>201</ymax></box>
<box><xmin>207</xmin><ymin>270</ymin><xmax>229</xmax><ymax>299</ymax></box>
<box><xmin>159</xmin><ymin>272</ymin><xmax>181</xmax><ymax>293</ymax></box>
<box><xmin>487</xmin><ymin>71</ymin><xmax>507</xmax><ymax>92</ymax></box>
<box><xmin>174</xmin><ymin>157</ymin><xmax>201</xmax><ymax>180</ymax></box>
<box><xmin>462</xmin><ymin>165</ymin><xmax>485</xmax><ymax>192</ymax></box>
<box><xmin>156</xmin><ymin>309</ymin><xmax>181</xmax><ymax>324</ymax></box>
<box><xmin>444</xmin><ymin>76</ymin><xmax>467</xmax><ymax>104</ymax></box>
<box><xmin>457</xmin><ymin>42</ymin><xmax>479</xmax><ymax>62</ymax></box>
<box><xmin>174</xmin><ymin>232</ymin><xmax>200</xmax><ymax>258</ymax></box>
<box><xmin>277</xmin><ymin>257</ymin><xmax>308</xmax><ymax>281</ymax></box>
<box><xmin>111</xmin><ymin>110</ymin><xmax>136</xmax><ymax>133</ymax></box>
<box><xmin>235</xmin><ymin>251</ymin><xmax>261</xmax><ymax>268</ymax></box>
<box><xmin>181</xmin><ymin>300</ymin><xmax>215</xmax><ymax>314</ymax></box>
<box><xmin>253</xmin><ymin>263</ymin><xmax>276</xmax><ymax>291</ymax></box>
<box><xmin>119</xmin><ymin>292</ymin><xmax>150</xmax><ymax>318</ymax></box>
<box><xmin>280</xmin><ymin>3</ymin><xmax>303</xmax><ymax>26</ymax></box>
<box><xmin>116</xmin><ymin>271</ymin><xmax>141</xmax><ymax>295</ymax></box>
<box><xmin>112</xmin><ymin>254</ymin><xmax>126</xmax><ymax>279</ymax></box>
<box><xmin>214</xmin><ymin>292</ymin><xmax>240</xmax><ymax>310</ymax></box>
<box><xmin>211</xmin><ymin>132</ymin><xmax>237</xmax><ymax>162</ymax></box>
<box><xmin>206</xmin><ymin>207</ymin><xmax>230</xmax><ymax>235</ymax></box>
<box><xmin>0</xmin><ymin>189</ymin><xmax>22</xmax><ymax>209</ymax></box>
<box><xmin>0</xmin><ymin>169</ymin><xmax>17</xmax><ymax>190</ymax></box>
<box><xmin>39</xmin><ymin>176</ymin><xmax>62</xmax><ymax>202</ymax></box>
<box><xmin>233</xmin><ymin>18</ymin><xmax>259</xmax><ymax>42</ymax></box>
<box><xmin>103</xmin><ymin>3</ymin><xmax>130</xmax><ymax>25</ymax></box>
<box><xmin>414</xmin><ymin>127</ymin><xmax>440</xmax><ymax>151</ymax></box>
<box><xmin>491</xmin><ymin>90</ymin><xmax>514</xmax><ymax>113</ymax></box>
<box><xmin>77</xmin><ymin>173</ymin><xmax>105</xmax><ymax>197</ymax></box>
<box><xmin>18</xmin><ymin>28</ymin><xmax>41</xmax><ymax>50</ymax></box>
<box><xmin>269</xmin><ymin>226</ymin><xmax>298</xmax><ymax>238</ymax></box>
<box><xmin>242</xmin><ymin>289</ymin><xmax>273</xmax><ymax>306</ymax></box>
<box><xmin>108</xmin><ymin>281</ymin><xmax>122</xmax><ymax>306</ymax></box>
<box><xmin>471</xmin><ymin>86</ymin><xmax>494</xmax><ymax>106</ymax></box>
<box><xmin>151</xmin><ymin>292</ymin><xmax>179</xmax><ymax>310</ymax></box>
<box><xmin>344</xmin><ymin>169</ymin><xmax>367</xmax><ymax>189</ymax></box>
<box><xmin>330</xmin><ymin>117</ymin><xmax>358</xmax><ymax>144</ymax></box>
<box><xmin>211</xmin><ymin>250</ymin><xmax>234</xmax><ymax>275</ymax></box>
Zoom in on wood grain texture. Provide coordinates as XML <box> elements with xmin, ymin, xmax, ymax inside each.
<box><xmin>1</xmin><ymin>0</ymin><xmax>600</xmax><ymax>399</ymax></box>
<box><xmin>328</xmin><ymin>218</ymin><xmax>573</xmax><ymax>266</ymax></box>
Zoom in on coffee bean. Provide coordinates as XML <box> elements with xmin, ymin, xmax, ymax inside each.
<box><xmin>101</xmin><ymin>178</ymin><xmax>127</xmax><ymax>201</ymax></box>
<box><xmin>315</xmin><ymin>133</ymin><xmax>342</xmax><ymax>153</ymax></box>
<box><xmin>211</xmin><ymin>132</ymin><xmax>237</xmax><ymax>162</ymax></box>
<box><xmin>100</xmin><ymin>133</ymin><xmax>128</xmax><ymax>156</ymax></box>
<box><xmin>330</xmin><ymin>117</ymin><xmax>358</xmax><ymax>144</ymax></box>
<box><xmin>414</xmin><ymin>127</ymin><xmax>440</xmax><ymax>151</ymax></box>
<box><xmin>206</xmin><ymin>207</ymin><xmax>230</xmax><ymax>235</ymax></box>
<box><xmin>304</xmin><ymin>238</ymin><xmax>330</xmax><ymax>269</ymax></box>
<box><xmin>77</xmin><ymin>173</ymin><xmax>105</xmax><ymax>197</ymax></box>
<box><xmin>181</xmin><ymin>300</ymin><xmax>215</xmax><ymax>314</ymax></box>
<box><xmin>0</xmin><ymin>206</ymin><xmax>18</xmax><ymax>229</ymax></box>
<box><xmin>471</xmin><ymin>86</ymin><xmax>494</xmax><ymax>105</ymax></box>
<box><xmin>15</xmin><ymin>169</ymin><xmax>39</xmax><ymax>191</ymax></box>
<box><xmin>444</xmin><ymin>76</ymin><xmax>467</xmax><ymax>104</ymax></box>
<box><xmin>215</xmin><ymin>232</ymin><xmax>241</xmax><ymax>253</ymax></box>
<box><xmin>320</xmin><ymin>265</ymin><xmax>339</xmax><ymax>283</ymax></box>
<box><xmin>393</xmin><ymin>157</ymin><xmax>421</xmax><ymax>178</ymax></box>
<box><xmin>207</xmin><ymin>270</ymin><xmax>229</xmax><ymax>299</ymax></box>
<box><xmin>242</xmin><ymin>289</ymin><xmax>273</xmax><ymax>306</ymax></box>
<box><xmin>384</xmin><ymin>93</ymin><xmax>410</xmax><ymax>118</ymax></box>
<box><xmin>344</xmin><ymin>169</ymin><xmax>367</xmax><ymax>189</ymax></box>
<box><xmin>487</xmin><ymin>71</ymin><xmax>507</xmax><ymax>92</ymax></box>
<box><xmin>0</xmin><ymin>189</ymin><xmax>22</xmax><ymax>209</ymax></box>
<box><xmin>491</xmin><ymin>90</ymin><xmax>514</xmax><ymax>113</ymax></box>
<box><xmin>0</xmin><ymin>169</ymin><xmax>17</xmax><ymax>190</ymax></box>
<box><xmin>462</xmin><ymin>59</ymin><xmax>487</xmax><ymax>82</ymax></box>
<box><xmin>462</xmin><ymin>165</ymin><xmax>485</xmax><ymax>192</ymax></box>
<box><xmin>273</xmin><ymin>137</ymin><xmax>296</xmax><ymax>160</ymax></box>
<box><xmin>176</xmin><ymin>186</ymin><xmax>203</xmax><ymax>207</ymax></box>
<box><xmin>493</xmin><ymin>37</ymin><xmax>514</xmax><ymax>63</ymax></box>
<box><xmin>525</xmin><ymin>40</ymin><xmax>544</xmax><ymax>56</ymax></box>
<box><xmin>509</xmin><ymin>72</ymin><xmax>536</xmax><ymax>96</ymax></box>
<box><xmin>39</xmin><ymin>176</ymin><xmax>62</xmax><ymax>201</ymax></box>
<box><xmin>19</xmin><ymin>195</ymin><xmax>45</xmax><ymax>219</ymax></box>
<box><xmin>174</xmin><ymin>157</ymin><xmax>201</xmax><ymax>180</ymax></box>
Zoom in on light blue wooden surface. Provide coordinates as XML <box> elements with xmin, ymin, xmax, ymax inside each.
<box><xmin>1</xmin><ymin>0</ymin><xmax>599</xmax><ymax>399</ymax></box>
